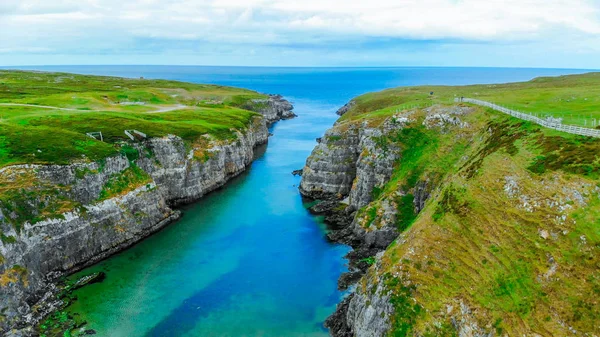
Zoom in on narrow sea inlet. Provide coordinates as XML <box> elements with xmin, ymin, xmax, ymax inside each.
<box><xmin>64</xmin><ymin>97</ymin><xmax>348</xmax><ymax>337</ymax></box>
<box><xmin>22</xmin><ymin>66</ymin><xmax>587</xmax><ymax>336</ymax></box>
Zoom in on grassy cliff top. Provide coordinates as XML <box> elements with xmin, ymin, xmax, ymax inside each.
<box><xmin>337</xmin><ymin>73</ymin><xmax>600</xmax><ymax>335</ymax></box>
<box><xmin>0</xmin><ymin>70</ymin><xmax>267</xmax><ymax>167</ymax></box>
<box><xmin>359</xmin><ymin>109</ymin><xmax>600</xmax><ymax>336</ymax></box>
<box><xmin>341</xmin><ymin>72</ymin><xmax>600</xmax><ymax>128</ymax></box>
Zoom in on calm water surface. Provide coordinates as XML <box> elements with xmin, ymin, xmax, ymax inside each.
<box><xmin>11</xmin><ymin>66</ymin><xmax>591</xmax><ymax>336</ymax></box>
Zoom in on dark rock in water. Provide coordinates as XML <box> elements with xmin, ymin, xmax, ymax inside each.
<box><xmin>292</xmin><ymin>169</ymin><xmax>303</xmax><ymax>176</ymax></box>
<box><xmin>325</xmin><ymin>295</ymin><xmax>353</xmax><ymax>337</ymax></box>
<box><xmin>84</xmin><ymin>329</ymin><xmax>97</xmax><ymax>335</ymax></box>
<box><xmin>316</xmin><ymin>137</ymin><xmax>322</xmax><ymax>143</ymax></box>
<box><xmin>336</xmin><ymin>100</ymin><xmax>356</xmax><ymax>116</ymax></box>
<box><xmin>324</xmin><ymin>209</ymin><xmax>354</xmax><ymax>231</ymax></box>
<box><xmin>71</xmin><ymin>272</ymin><xmax>106</xmax><ymax>291</ymax></box>
<box><xmin>326</xmin><ymin>227</ymin><xmax>354</xmax><ymax>244</ymax></box>
<box><xmin>338</xmin><ymin>272</ymin><xmax>363</xmax><ymax>290</ymax></box>
<box><xmin>308</xmin><ymin>200</ymin><xmax>340</xmax><ymax>214</ymax></box>
<box><xmin>268</xmin><ymin>133</ymin><xmax>274</xmax><ymax>137</ymax></box>
<box><xmin>346</xmin><ymin>248</ymin><xmax>380</xmax><ymax>271</ymax></box>
<box><xmin>283</xmin><ymin>112</ymin><xmax>299</xmax><ymax>120</ymax></box>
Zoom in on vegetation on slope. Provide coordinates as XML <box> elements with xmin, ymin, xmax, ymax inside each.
<box><xmin>0</xmin><ymin>70</ymin><xmax>266</xmax><ymax>167</ymax></box>
<box><xmin>342</xmin><ymin>73</ymin><xmax>600</xmax><ymax>336</ymax></box>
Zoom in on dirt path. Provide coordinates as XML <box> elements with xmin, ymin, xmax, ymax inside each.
<box><xmin>0</xmin><ymin>103</ymin><xmax>81</xmax><ymax>111</ymax></box>
<box><xmin>146</xmin><ymin>104</ymin><xmax>188</xmax><ymax>113</ymax></box>
<box><xmin>0</xmin><ymin>103</ymin><xmax>188</xmax><ymax>113</ymax></box>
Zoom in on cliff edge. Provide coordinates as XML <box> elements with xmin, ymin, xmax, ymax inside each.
<box><xmin>301</xmin><ymin>74</ymin><xmax>600</xmax><ymax>336</ymax></box>
<box><xmin>0</xmin><ymin>71</ymin><xmax>295</xmax><ymax>336</ymax></box>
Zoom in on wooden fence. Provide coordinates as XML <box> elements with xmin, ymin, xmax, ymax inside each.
<box><xmin>456</xmin><ymin>98</ymin><xmax>600</xmax><ymax>138</ymax></box>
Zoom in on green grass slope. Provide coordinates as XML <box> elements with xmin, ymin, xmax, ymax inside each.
<box><xmin>0</xmin><ymin>70</ymin><xmax>267</xmax><ymax>166</ymax></box>
<box><xmin>341</xmin><ymin>72</ymin><xmax>600</xmax><ymax>128</ymax></box>
<box><xmin>340</xmin><ymin>73</ymin><xmax>600</xmax><ymax>336</ymax></box>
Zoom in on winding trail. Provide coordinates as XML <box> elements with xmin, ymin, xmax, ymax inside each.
<box><xmin>146</xmin><ymin>104</ymin><xmax>187</xmax><ymax>113</ymax></box>
<box><xmin>0</xmin><ymin>103</ymin><xmax>81</xmax><ymax>111</ymax></box>
<box><xmin>0</xmin><ymin>103</ymin><xmax>188</xmax><ymax>113</ymax></box>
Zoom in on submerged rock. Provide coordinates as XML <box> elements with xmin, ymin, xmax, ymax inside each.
<box><xmin>308</xmin><ymin>200</ymin><xmax>340</xmax><ymax>214</ymax></box>
<box><xmin>71</xmin><ymin>272</ymin><xmax>106</xmax><ymax>291</ymax></box>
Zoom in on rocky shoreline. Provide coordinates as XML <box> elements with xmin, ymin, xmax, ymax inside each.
<box><xmin>0</xmin><ymin>95</ymin><xmax>294</xmax><ymax>336</ymax></box>
<box><xmin>300</xmin><ymin>117</ymin><xmax>400</xmax><ymax>337</ymax></box>
<box><xmin>303</xmin><ymin>195</ymin><xmax>395</xmax><ymax>336</ymax></box>
<box><xmin>304</xmin><ymin>73</ymin><xmax>600</xmax><ymax>336</ymax></box>
<box><xmin>304</xmin><ymin>198</ymin><xmax>396</xmax><ymax>337</ymax></box>
<box><xmin>300</xmin><ymin>100</ymin><xmax>596</xmax><ymax>336</ymax></box>
<box><xmin>299</xmin><ymin>106</ymin><xmax>430</xmax><ymax>336</ymax></box>
<box><xmin>252</xmin><ymin>94</ymin><xmax>297</xmax><ymax>125</ymax></box>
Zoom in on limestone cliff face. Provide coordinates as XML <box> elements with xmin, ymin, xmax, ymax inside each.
<box><xmin>344</xmin><ymin>276</ymin><xmax>393</xmax><ymax>337</ymax></box>
<box><xmin>253</xmin><ymin>94</ymin><xmax>297</xmax><ymax>125</ymax></box>
<box><xmin>1</xmin><ymin>180</ymin><xmax>177</xmax><ymax>333</ymax></box>
<box><xmin>326</xmin><ymin>252</ymin><xmax>394</xmax><ymax>337</ymax></box>
<box><xmin>348</xmin><ymin>124</ymin><xmax>402</xmax><ymax>210</ymax></box>
<box><xmin>299</xmin><ymin>105</ymin><xmax>473</xmax><ymax>336</ymax></box>
<box><xmin>300</xmin><ymin>118</ymin><xmax>403</xmax><ymax>207</ymax></box>
<box><xmin>300</xmin><ymin>126</ymin><xmax>361</xmax><ymax>199</ymax></box>
<box><xmin>304</xmin><ymin>102</ymin><xmax>600</xmax><ymax>337</ymax></box>
<box><xmin>136</xmin><ymin>117</ymin><xmax>269</xmax><ymax>205</ymax></box>
<box><xmin>0</xmin><ymin>101</ymin><xmax>286</xmax><ymax>335</ymax></box>
<box><xmin>300</xmin><ymin>116</ymin><xmax>406</xmax><ymax>249</ymax></box>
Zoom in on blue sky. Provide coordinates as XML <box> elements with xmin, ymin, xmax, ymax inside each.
<box><xmin>1</xmin><ymin>0</ymin><xmax>600</xmax><ymax>68</ymax></box>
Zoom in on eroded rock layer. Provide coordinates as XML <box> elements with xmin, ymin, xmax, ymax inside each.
<box><xmin>301</xmin><ymin>102</ymin><xmax>600</xmax><ymax>337</ymax></box>
<box><xmin>0</xmin><ymin>98</ymin><xmax>293</xmax><ymax>335</ymax></box>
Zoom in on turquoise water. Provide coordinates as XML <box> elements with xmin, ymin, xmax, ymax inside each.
<box><xmin>17</xmin><ymin>66</ymin><xmax>592</xmax><ymax>336</ymax></box>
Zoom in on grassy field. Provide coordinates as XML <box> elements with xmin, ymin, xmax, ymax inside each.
<box><xmin>341</xmin><ymin>72</ymin><xmax>600</xmax><ymax>128</ymax></box>
<box><xmin>0</xmin><ymin>70</ymin><xmax>267</xmax><ymax>167</ymax></box>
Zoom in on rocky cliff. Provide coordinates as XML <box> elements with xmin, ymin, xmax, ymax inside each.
<box><xmin>300</xmin><ymin>114</ymin><xmax>408</xmax><ymax>251</ymax></box>
<box><xmin>251</xmin><ymin>94</ymin><xmax>297</xmax><ymax>125</ymax></box>
<box><xmin>301</xmin><ymin>101</ymin><xmax>600</xmax><ymax>336</ymax></box>
<box><xmin>0</xmin><ymin>98</ymin><xmax>293</xmax><ymax>336</ymax></box>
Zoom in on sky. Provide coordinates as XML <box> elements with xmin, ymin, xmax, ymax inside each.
<box><xmin>1</xmin><ymin>0</ymin><xmax>600</xmax><ymax>68</ymax></box>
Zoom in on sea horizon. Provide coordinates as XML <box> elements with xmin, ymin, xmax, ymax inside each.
<box><xmin>2</xmin><ymin>64</ymin><xmax>598</xmax><ymax>70</ymax></box>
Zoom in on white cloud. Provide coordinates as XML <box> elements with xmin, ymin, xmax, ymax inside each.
<box><xmin>0</xmin><ymin>0</ymin><xmax>599</xmax><ymax>66</ymax></box>
<box><xmin>217</xmin><ymin>0</ymin><xmax>600</xmax><ymax>39</ymax></box>
<box><xmin>0</xmin><ymin>47</ymin><xmax>53</xmax><ymax>53</ymax></box>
